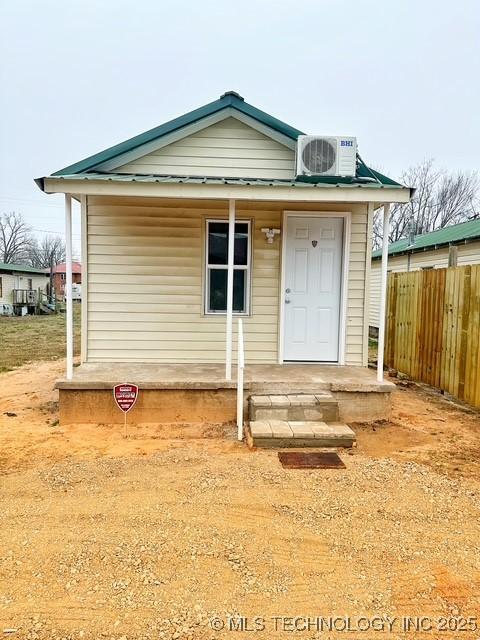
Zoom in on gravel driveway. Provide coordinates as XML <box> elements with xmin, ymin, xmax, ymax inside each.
<box><xmin>1</xmin><ymin>361</ymin><xmax>480</xmax><ymax>639</ymax></box>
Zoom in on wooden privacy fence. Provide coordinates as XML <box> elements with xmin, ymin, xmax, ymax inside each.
<box><xmin>385</xmin><ymin>265</ymin><xmax>480</xmax><ymax>408</ymax></box>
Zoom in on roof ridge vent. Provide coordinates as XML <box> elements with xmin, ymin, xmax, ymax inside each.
<box><xmin>220</xmin><ymin>90</ymin><xmax>244</xmax><ymax>101</ymax></box>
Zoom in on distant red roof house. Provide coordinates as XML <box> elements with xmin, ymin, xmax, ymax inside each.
<box><xmin>51</xmin><ymin>262</ymin><xmax>82</xmax><ymax>274</ymax></box>
<box><xmin>48</xmin><ymin>262</ymin><xmax>82</xmax><ymax>298</ymax></box>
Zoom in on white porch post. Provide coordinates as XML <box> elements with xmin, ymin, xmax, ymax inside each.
<box><xmin>377</xmin><ymin>203</ymin><xmax>391</xmax><ymax>382</ymax></box>
<box><xmin>65</xmin><ymin>194</ymin><xmax>74</xmax><ymax>380</ymax></box>
<box><xmin>225</xmin><ymin>199</ymin><xmax>235</xmax><ymax>380</ymax></box>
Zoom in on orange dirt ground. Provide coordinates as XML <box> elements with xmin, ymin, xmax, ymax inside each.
<box><xmin>0</xmin><ymin>360</ymin><xmax>479</xmax><ymax>639</ymax></box>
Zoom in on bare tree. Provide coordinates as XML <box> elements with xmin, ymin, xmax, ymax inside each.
<box><xmin>373</xmin><ymin>160</ymin><xmax>479</xmax><ymax>248</ymax></box>
<box><xmin>28</xmin><ymin>235</ymin><xmax>66</xmax><ymax>269</ymax></box>
<box><xmin>0</xmin><ymin>212</ymin><xmax>34</xmax><ymax>264</ymax></box>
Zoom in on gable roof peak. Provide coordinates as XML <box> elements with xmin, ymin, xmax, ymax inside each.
<box><xmin>220</xmin><ymin>90</ymin><xmax>244</xmax><ymax>101</ymax></box>
<box><xmin>48</xmin><ymin>92</ymin><xmax>304</xmax><ymax>177</ymax></box>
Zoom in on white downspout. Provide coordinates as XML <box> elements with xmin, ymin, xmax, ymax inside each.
<box><xmin>65</xmin><ymin>193</ymin><xmax>74</xmax><ymax>380</ymax></box>
<box><xmin>225</xmin><ymin>199</ymin><xmax>235</xmax><ymax>381</ymax></box>
<box><xmin>377</xmin><ymin>203</ymin><xmax>390</xmax><ymax>382</ymax></box>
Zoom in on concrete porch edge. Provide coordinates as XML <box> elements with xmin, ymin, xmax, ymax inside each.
<box><xmin>55</xmin><ymin>363</ymin><xmax>396</xmax><ymax>394</ymax></box>
<box><xmin>56</xmin><ymin>363</ymin><xmax>395</xmax><ymax>425</ymax></box>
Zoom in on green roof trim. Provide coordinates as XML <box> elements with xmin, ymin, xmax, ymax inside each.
<box><xmin>372</xmin><ymin>218</ymin><xmax>480</xmax><ymax>259</ymax></box>
<box><xmin>0</xmin><ymin>262</ymin><xmax>48</xmax><ymax>274</ymax></box>
<box><xmin>46</xmin><ymin>172</ymin><xmax>406</xmax><ymax>189</ymax></box>
<box><xmin>51</xmin><ymin>92</ymin><xmax>305</xmax><ymax>176</ymax></box>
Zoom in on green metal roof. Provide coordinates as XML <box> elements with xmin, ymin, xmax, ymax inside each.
<box><xmin>372</xmin><ymin>218</ymin><xmax>480</xmax><ymax>259</ymax></box>
<box><xmin>43</xmin><ymin>171</ymin><xmax>405</xmax><ymax>190</ymax></box>
<box><xmin>51</xmin><ymin>91</ymin><xmax>304</xmax><ymax>177</ymax></box>
<box><xmin>44</xmin><ymin>91</ymin><xmax>403</xmax><ymax>189</ymax></box>
<box><xmin>0</xmin><ymin>262</ymin><xmax>48</xmax><ymax>274</ymax></box>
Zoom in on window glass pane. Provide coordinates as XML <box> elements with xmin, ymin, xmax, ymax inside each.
<box><xmin>234</xmin><ymin>223</ymin><xmax>249</xmax><ymax>266</ymax></box>
<box><xmin>208</xmin><ymin>269</ymin><xmax>246</xmax><ymax>313</ymax></box>
<box><xmin>208</xmin><ymin>222</ymin><xmax>228</xmax><ymax>265</ymax></box>
<box><xmin>209</xmin><ymin>268</ymin><xmax>226</xmax><ymax>311</ymax></box>
<box><xmin>233</xmin><ymin>269</ymin><xmax>245</xmax><ymax>311</ymax></box>
<box><xmin>208</xmin><ymin>222</ymin><xmax>249</xmax><ymax>266</ymax></box>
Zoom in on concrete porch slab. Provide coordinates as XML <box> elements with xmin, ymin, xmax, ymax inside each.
<box><xmin>57</xmin><ymin>362</ymin><xmax>395</xmax><ymax>394</ymax></box>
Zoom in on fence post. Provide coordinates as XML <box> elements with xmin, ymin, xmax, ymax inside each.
<box><xmin>458</xmin><ymin>266</ymin><xmax>471</xmax><ymax>400</ymax></box>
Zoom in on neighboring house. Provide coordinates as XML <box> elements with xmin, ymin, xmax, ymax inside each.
<box><xmin>35</xmin><ymin>91</ymin><xmax>412</xmax><ymax>438</ymax></box>
<box><xmin>370</xmin><ymin>218</ymin><xmax>480</xmax><ymax>331</ymax></box>
<box><xmin>0</xmin><ymin>262</ymin><xmax>49</xmax><ymax>314</ymax></box>
<box><xmin>49</xmin><ymin>261</ymin><xmax>82</xmax><ymax>299</ymax></box>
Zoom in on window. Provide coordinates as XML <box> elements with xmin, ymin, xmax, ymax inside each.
<box><xmin>205</xmin><ymin>220</ymin><xmax>251</xmax><ymax>315</ymax></box>
<box><xmin>27</xmin><ymin>278</ymin><xmax>33</xmax><ymax>290</ymax></box>
<box><xmin>60</xmin><ymin>273</ymin><xmax>66</xmax><ymax>280</ymax></box>
<box><xmin>0</xmin><ymin>277</ymin><xmax>2</xmax><ymax>297</ymax></box>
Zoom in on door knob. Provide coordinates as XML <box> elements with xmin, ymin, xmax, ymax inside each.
<box><xmin>285</xmin><ymin>288</ymin><xmax>291</xmax><ymax>293</ymax></box>
<box><xmin>285</xmin><ymin>299</ymin><xmax>291</xmax><ymax>304</ymax></box>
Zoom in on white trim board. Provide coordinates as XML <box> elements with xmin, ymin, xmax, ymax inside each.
<box><xmin>278</xmin><ymin>210</ymin><xmax>351</xmax><ymax>365</ymax></box>
<box><xmin>80</xmin><ymin>195</ymin><xmax>88</xmax><ymax>362</ymax></box>
<box><xmin>43</xmin><ymin>178</ymin><xmax>412</xmax><ymax>204</ymax></box>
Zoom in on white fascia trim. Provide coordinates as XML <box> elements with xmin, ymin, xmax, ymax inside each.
<box><xmin>94</xmin><ymin>108</ymin><xmax>296</xmax><ymax>172</ymax></box>
<box><xmin>227</xmin><ymin>111</ymin><xmax>296</xmax><ymax>150</ymax></box>
<box><xmin>42</xmin><ymin>178</ymin><xmax>412</xmax><ymax>204</ymax></box>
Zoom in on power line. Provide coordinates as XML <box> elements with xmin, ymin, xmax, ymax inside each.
<box><xmin>32</xmin><ymin>227</ymin><xmax>81</xmax><ymax>237</ymax></box>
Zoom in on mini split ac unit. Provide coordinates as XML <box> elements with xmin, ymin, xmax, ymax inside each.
<box><xmin>296</xmin><ymin>135</ymin><xmax>357</xmax><ymax>177</ymax></box>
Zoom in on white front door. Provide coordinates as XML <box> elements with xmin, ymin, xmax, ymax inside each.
<box><xmin>283</xmin><ymin>216</ymin><xmax>344</xmax><ymax>362</ymax></box>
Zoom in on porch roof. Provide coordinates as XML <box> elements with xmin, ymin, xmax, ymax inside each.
<box><xmin>36</xmin><ymin>169</ymin><xmax>405</xmax><ymax>190</ymax></box>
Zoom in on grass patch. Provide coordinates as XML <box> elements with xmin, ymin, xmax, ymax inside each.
<box><xmin>0</xmin><ymin>305</ymin><xmax>81</xmax><ymax>372</ymax></box>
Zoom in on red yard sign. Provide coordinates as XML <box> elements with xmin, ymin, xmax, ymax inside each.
<box><xmin>113</xmin><ymin>383</ymin><xmax>139</xmax><ymax>413</ymax></box>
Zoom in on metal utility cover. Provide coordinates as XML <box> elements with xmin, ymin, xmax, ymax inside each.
<box><xmin>278</xmin><ymin>451</ymin><xmax>346</xmax><ymax>469</ymax></box>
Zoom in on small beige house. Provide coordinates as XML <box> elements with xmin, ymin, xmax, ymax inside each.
<box><xmin>36</xmin><ymin>91</ymin><xmax>412</xmax><ymax>439</ymax></box>
<box><xmin>0</xmin><ymin>262</ymin><xmax>49</xmax><ymax>314</ymax></box>
<box><xmin>370</xmin><ymin>218</ymin><xmax>480</xmax><ymax>331</ymax></box>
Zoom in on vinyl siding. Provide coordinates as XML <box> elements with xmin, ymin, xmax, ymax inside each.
<box><xmin>116</xmin><ymin>117</ymin><xmax>296</xmax><ymax>180</ymax></box>
<box><xmin>345</xmin><ymin>205</ymin><xmax>369</xmax><ymax>365</ymax></box>
<box><xmin>86</xmin><ymin>197</ymin><xmax>368</xmax><ymax>366</ymax></box>
<box><xmin>0</xmin><ymin>274</ymin><xmax>15</xmax><ymax>304</ymax></box>
<box><xmin>87</xmin><ymin>197</ymin><xmax>280</xmax><ymax>363</ymax></box>
<box><xmin>369</xmin><ymin>239</ymin><xmax>480</xmax><ymax>327</ymax></box>
<box><xmin>0</xmin><ymin>272</ymin><xmax>47</xmax><ymax>304</ymax></box>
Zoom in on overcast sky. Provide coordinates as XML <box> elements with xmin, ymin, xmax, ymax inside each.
<box><xmin>1</xmin><ymin>0</ymin><xmax>479</xmax><ymax>255</ymax></box>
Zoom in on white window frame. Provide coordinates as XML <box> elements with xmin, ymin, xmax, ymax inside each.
<box><xmin>204</xmin><ymin>218</ymin><xmax>252</xmax><ymax>316</ymax></box>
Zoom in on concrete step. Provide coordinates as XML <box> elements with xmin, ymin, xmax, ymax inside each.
<box><xmin>250</xmin><ymin>420</ymin><xmax>355</xmax><ymax>448</ymax></box>
<box><xmin>249</xmin><ymin>393</ymin><xmax>339</xmax><ymax>423</ymax></box>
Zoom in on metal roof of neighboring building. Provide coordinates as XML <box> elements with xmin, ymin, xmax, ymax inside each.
<box><xmin>0</xmin><ymin>262</ymin><xmax>49</xmax><ymax>275</ymax></box>
<box><xmin>36</xmin><ymin>92</ymin><xmax>405</xmax><ymax>190</ymax></box>
<box><xmin>372</xmin><ymin>218</ymin><xmax>480</xmax><ymax>259</ymax></box>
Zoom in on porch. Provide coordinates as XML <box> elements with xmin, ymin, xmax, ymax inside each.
<box><xmin>56</xmin><ymin>362</ymin><xmax>395</xmax><ymax>426</ymax></box>
<box><xmin>12</xmin><ymin>289</ymin><xmax>55</xmax><ymax>315</ymax></box>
